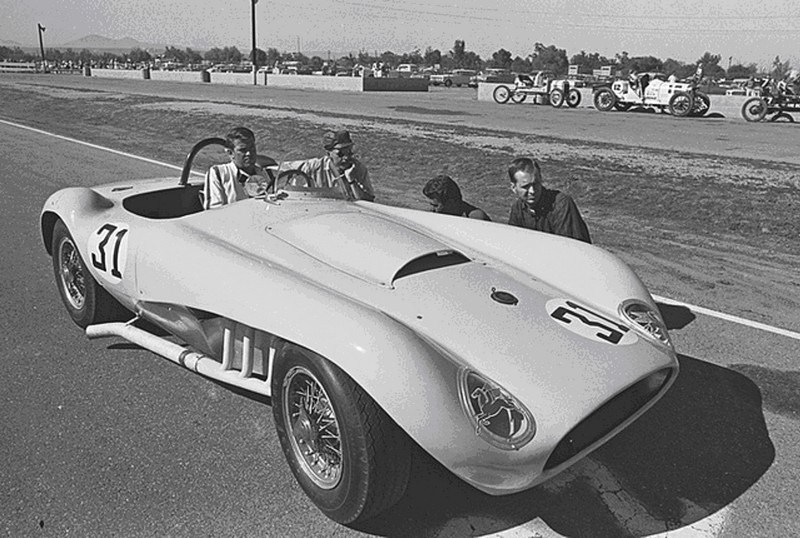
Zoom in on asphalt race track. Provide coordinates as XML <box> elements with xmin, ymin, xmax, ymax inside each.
<box><xmin>1</xmin><ymin>96</ymin><xmax>799</xmax><ymax>537</ymax></box>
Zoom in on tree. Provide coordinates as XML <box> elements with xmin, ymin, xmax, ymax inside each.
<box><xmin>128</xmin><ymin>47</ymin><xmax>152</xmax><ymax>64</ymax></box>
<box><xmin>629</xmin><ymin>56</ymin><xmax>663</xmax><ymax>73</ymax></box>
<box><xmin>697</xmin><ymin>52</ymin><xmax>725</xmax><ymax>80</ymax></box>
<box><xmin>490</xmin><ymin>48</ymin><xmax>513</xmax><ymax>69</ymax></box>
<box><xmin>423</xmin><ymin>47</ymin><xmax>441</xmax><ymax>68</ymax></box>
<box><xmin>452</xmin><ymin>40</ymin><xmax>466</xmax><ymax>67</ymax></box>
<box><xmin>528</xmin><ymin>43</ymin><xmax>569</xmax><ymax>74</ymax></box>
<box><xmin>726</xmin><ymin>63</ymin><xmax>757</xmax><ymax>80</ymax></box>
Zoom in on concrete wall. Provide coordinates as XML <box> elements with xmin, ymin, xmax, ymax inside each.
<box><xmin>89</xmin><ymin>68</ymin><xmax>428</xmax><ymax>92</ymax></box>
<box><xmin>478</xmin><ymin>82</ymin><xmax>749</xmax><ymax>120</ymax></box>
<box><xmin>363</xmin><ymin>77</ymin><xmax>429</xmax><ymax>92</ymax></box>
<box><xmin>264</xmin><ymin>73</ymin><xmax>362</xmax><ymax>92</ymax></box>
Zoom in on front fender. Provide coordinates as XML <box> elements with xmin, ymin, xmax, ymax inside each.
<box><xmin>41</xmin><ymin>187</ymin><xmax>114</xmax><ymax>255</ymax></box>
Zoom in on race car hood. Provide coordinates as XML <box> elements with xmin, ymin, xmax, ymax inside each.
<box><xmin>169</xmin><ymin>199</ymin><xmax>674</xmax><ymax>443</ymax></box>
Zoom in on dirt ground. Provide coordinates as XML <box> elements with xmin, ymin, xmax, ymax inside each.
<box><xmin>2</xmin><ymin>74</ymin><xmax>798</xmax><ymax>333</ymax></box>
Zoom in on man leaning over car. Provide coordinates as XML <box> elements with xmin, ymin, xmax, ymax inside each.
<box><xmin>280</xmin><ymin>130</ymin><xmax>375</xmax><ymax>202</ymax></box>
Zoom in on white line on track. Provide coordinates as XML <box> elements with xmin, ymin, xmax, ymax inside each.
<box><xmin>4</xmin><ymin>118</ymin><xmax>799</xmax><ymax>343</ymax></box>
<box><xmin>0</xmin><ymin>118</ymin><xmax>203</xmax><ymax>176</ymax></box>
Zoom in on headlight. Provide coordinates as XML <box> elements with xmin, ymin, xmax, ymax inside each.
<box><xmin>458</xmin><ymin>369</ymin><xmax>536</xmax><ymax>451</ymax></box>
<box><xmin>620</xmin><ymin>300</ymin><xmax>673</xmax><ymax>349</ymax></box>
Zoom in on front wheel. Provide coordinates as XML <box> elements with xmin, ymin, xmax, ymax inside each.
<box><xmin>593</xmin><ymin>88</ymin><xmax>616</xmax><ymax>111</ymax></box>
<box><xmin>566</xmin><ymin>88</ymin><xmax>582</xmax><ymax>107</ymax></box>
<box><xmin>549</xmin><ymin>88</ymin><xmax>565</xmax><ymax>107</ymax></box>
<box><xmin>444</xmin><ymin>78</ymin><xmax>453</xmax><ymax>88</ymax></box>
<box><xmin>741</xmin><ymin>97</ymin><xmax>768</xmax><ymax>122</ymax></box>
<box><xmin>51</xmin><ymin>219</ymin><xmax>126</xmax><ymax>328</ymax></box>
<box><xmin>493</xmin><ymin>85</ymin><xmax>511</xmax><ymax>104</ymax></box>
<box><xmin>271</xmin><ymin>344</ymin><xmax>412</xmax><ymax>524</ymax></box>
<box><xmin>668</xmin><ymin>91</ymin><xmax>694</xmax><ymax>117</ymax></box>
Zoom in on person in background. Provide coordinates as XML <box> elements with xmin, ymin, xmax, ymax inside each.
<box><xmin>204</xmin><ymin>126</ymin><xmax>268</xmax><ymax>209</ymax></box>
<box><xmin>422</xmin><ymin>175</ymin><xmax>491</xmax><ymax>220</ymax></box>
<box><xmin>506</xmin><ymin>157</ymin><xmax>591</xmax><ymax>244</ymax></box>
<box><xmin>281</xmin><ymin>130</ymin><xmax>375</xmax><ymax>201</ymax></box>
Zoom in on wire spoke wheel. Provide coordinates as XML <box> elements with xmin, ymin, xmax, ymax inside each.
<box><xmin>58</xmin><ymin>238</ymin><xmax>87</xmax><ymax>310</ymax></box>
<box><xmin>284</xmin><ymin>366</ymin><xmax>343</xmax><ymax>489</ymax></box>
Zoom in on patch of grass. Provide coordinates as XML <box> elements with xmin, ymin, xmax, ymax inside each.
<box><xmin>2</xmin><ymin>83</ymin><xmax>798</xmax><ymax>256</ymax></box>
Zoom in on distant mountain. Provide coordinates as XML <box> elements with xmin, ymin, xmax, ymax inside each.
<box><xmin>58</xmin><ymin>34</ymin><xmax>171</xmax><ymax>53</ymax></box>
<box><xmin>0</xmin><ymin>39</ymin><xmax>26</xmax><ymax>48</ymax></box>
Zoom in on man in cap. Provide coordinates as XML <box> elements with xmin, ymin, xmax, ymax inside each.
<box><xmin>280</xmin><ymin>129</ymin><xmax>375</xmax><ymax>201</ymax></box>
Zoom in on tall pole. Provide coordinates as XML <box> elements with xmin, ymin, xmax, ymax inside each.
<box><xmin>37</xmin><ymin>23</ymin><xmax>46</xmax><ymax>66</ymax></box>
<box><xmin>251</xmin><ymin>0</ymin><xmax>258</xmax><ymax>85</ymax></box>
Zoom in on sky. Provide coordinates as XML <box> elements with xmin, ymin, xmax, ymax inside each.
<box><xmin>1</xmin><ymin>0</ymin><xmax>798</xmax><ymax>68</ymax></box>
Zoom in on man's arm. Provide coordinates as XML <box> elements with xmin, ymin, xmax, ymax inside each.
<box><xmin>551</xmin><ymin>194</ymin><xmax>592</xmax><ymax>243</ymax></box>
<box><xmin>344</xmin><ymin>162</ymin><xmax>375</xmax><ymax>201</ymax></box>
<box><xmin>203</xmin><ymin>166</ymin><xmax>226</xmax><ymax>209</ymax></box>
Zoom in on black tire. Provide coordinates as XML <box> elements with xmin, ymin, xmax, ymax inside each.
<box><xmin>444</xmin><ymin>78</ymin><xmax>452</xmax><ymax>88</ymax></box>
<box><xmin>567</xmin><ymin>88</ymin><xmax>581</xmax><ymax>108</ymax></box>
<box><xmin>492</xmin><ymin>85</ymin><xmax>511</xmax><ymax>104</ymax></box>
<box><xmin>51</xmin><ymin>219</ymin><xmax>125</xmax><ymax>328</ymax></box>
<box><xmin>593</xmin><ymin>88</ymin><xmax>616</xmax><ymax>111</ymax></box>
<box><xmin>510</xmin><ymin>92</ymin><xmax>527</xmax><ymax>104</ymax></box>
<box><xmin>769</xmin><ymin>112</ymin><xmax>795</xmax><ymax>123</ymax></box>
<box><xmin>690</xmin><ymin>92</ymin><xmax>711</xmax><ymax>117</ymax></box>
<box><xmin>741</xmin><ymin>97</ymin><xmax>769</xmax><ymax>122</ymax></box>
<box><xmin>271</xmin><ymin>344</ymin><xmax>412</xmax><ymax>524</ymax></box>
<box><xmin>549</xmin><ymin>88</ymin><xmax>564</xmax><ymax>107</ymax></box>
<box><xmin>614</xmin><ymin>102</ymin><xmax>632</xmax><ymax>112</ymax></box>
<box><xmin>668</xmin><ymin>91</ymin><xmax>694</xmax><ymax>117</ymax></box>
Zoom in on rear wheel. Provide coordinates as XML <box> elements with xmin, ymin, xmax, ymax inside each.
<box><xmin>492</xmin><ymin>85</ymin><xmax>511</xmax><ymax>104</ymax></box>
<box><xmin>668</xmin><ymin>91</ymin><xmax>694</xmax><ymax>117</ymax></box>
<box><xmin>593</xmin><ymin>88</ymin><xmax>616</xmax><ymax>111</ymax></box>
<box><xmin>566</xmin><ymin>88</ymin><xmax>582</xmax><ymax>107</ymax></box>
<box><xmin>741</xmin><ymin>97</ymin><xmax>768</xmax><ymax>122</ymax></box>
<box><xmin>271</xmin><ymin>344</ymin><xmax>412</xmax><ymax>524</ymax></box>
<box><xmin>51</xmin><ymin>219</ymin><xmax>125</xmax><ymax>328</ymax></box>
<box><xmin>444</xmin><ymin>79</ymin><xmax>453</xmax><ymax>88</ymax></box>
<box><xmin>690</xmin><ymin>92</ymin><xmax>711</xmax><ymax>116</ymax></box>
<box><xmin>549</xmin><ymin>88</ymin><xmax>565</xmax><ymax>107</ymax></box>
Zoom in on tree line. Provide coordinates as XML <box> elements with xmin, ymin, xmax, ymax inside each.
<box><xmin>1</xmin><ymin>40</ymin><xmax>795</xmax><ymax>80</ymax></box>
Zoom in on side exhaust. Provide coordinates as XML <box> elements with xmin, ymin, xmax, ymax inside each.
<box><xmin>86</xmin><ymin>321</ymin><xmax>272</xmax><ymax>397</ymax></box>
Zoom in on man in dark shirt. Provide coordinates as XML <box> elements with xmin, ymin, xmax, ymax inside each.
<box><xmin>423</xmin><ymin>175</ymin><xmax>491</xmax><ymax>220</ymax></box>
<box><xmin>507</xmin><ymin>157</ymin><xmax>591</xmax><ymax>243</ymax></box>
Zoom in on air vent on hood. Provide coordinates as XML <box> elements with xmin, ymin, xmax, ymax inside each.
<box><xmin>393</xmin><ymin>250</ymin><xmax>469</xmax><ymax>282</ymax></box>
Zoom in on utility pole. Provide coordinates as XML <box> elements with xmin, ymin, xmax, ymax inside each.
<box><xmin>37</xmin><ymin>23</ymin><xmax>46</xmax><ymax>68</ymax></box>
<box><xmin>251</xmin><ymin>0</ymin><xmax>258</xmax><ymax>85</ymax></box>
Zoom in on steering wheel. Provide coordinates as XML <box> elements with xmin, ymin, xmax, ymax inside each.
<box><xmin>277</xmin><ymin>169</ymin><xmax>313</xmax><ymax>190</ymax></box>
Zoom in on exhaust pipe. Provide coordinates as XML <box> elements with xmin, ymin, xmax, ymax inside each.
<box><xmin>86</xmin><ymin>322</ymin><xmax>271</xmax><ymax>397</ymax></box>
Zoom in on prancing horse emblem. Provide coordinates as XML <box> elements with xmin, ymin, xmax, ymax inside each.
<box><xmin>470</xmin><ymin>385</ymin><xmax>522</xmax><ymax>437</ymax></box>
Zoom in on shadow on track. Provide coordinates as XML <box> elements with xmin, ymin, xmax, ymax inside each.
<box><xmin>355</xmin><ymin>354</ymin><xmax>774</xmax><ymax>538</ymax></box>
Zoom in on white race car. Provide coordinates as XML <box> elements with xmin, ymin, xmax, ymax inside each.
<box><xmin>41</xmin><ymin>137</ymin><xmax>678</xmax><ymax>525</ymax></box>
<box><xmin>593</xmin><ymin>72</ymin><xmax>711</xmax><ymax>117</ymax></box>
<box><xmin>493</xmin><ymin>71</ymin><xmax>582</xmax><ymax>107</ymax></box>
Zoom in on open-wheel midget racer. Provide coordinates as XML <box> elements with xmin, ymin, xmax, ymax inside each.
<box><xmin>493</xmin><ymin>71</ymin><xmax>582</xmax><ymax>107</ymax></box>
<box><xmin>741</xmin><ymin>75</ymin><xmax>800</xmax><ymax>122</ymax></box>
<box><xmin>592</xmin><ymin>71</ymin><xmax>711</xmax><ymax>117</ymax></box>
<box><xmin>41</xmin><ymin>137</ymin><xmax>678</xmax><ymax>525</ymax></box>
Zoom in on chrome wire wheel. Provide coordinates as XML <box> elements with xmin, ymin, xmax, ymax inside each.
<box><xmin>57</xmin><ymin>237</ymin><xmax>86</xmax><ymax>311</ymax></box>
<box><xmin>283</xmin><ymin>366</ymin><xmax>343</xmax><ymax>489</ymax></box>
